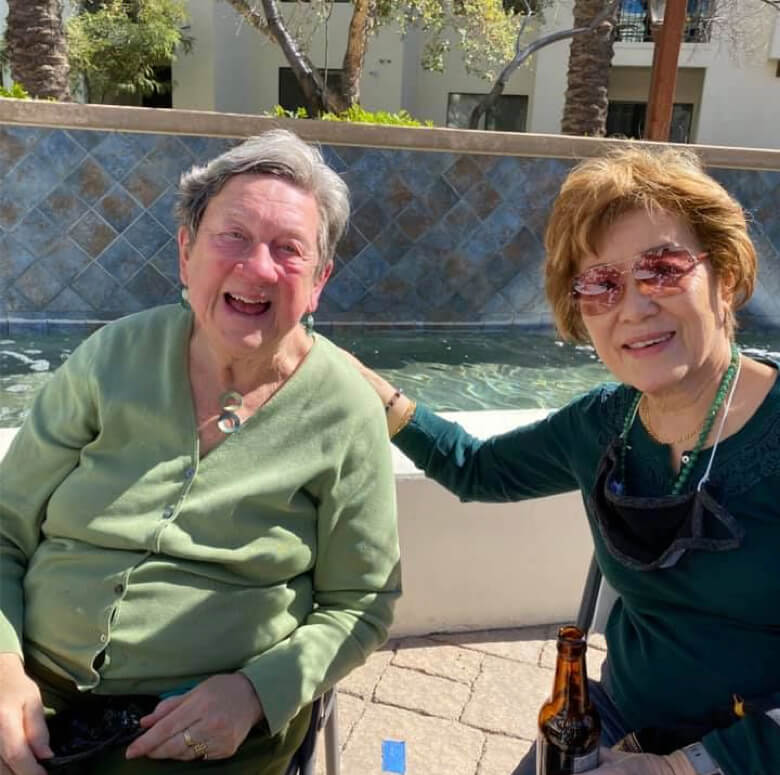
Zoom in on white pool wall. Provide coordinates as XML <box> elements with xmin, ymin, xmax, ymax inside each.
<box><xmin>0</xmin><ymin>411</ymin><xmax>592</xmax><ymax>637</ymax></box>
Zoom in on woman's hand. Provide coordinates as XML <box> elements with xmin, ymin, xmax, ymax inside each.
<box><xmin>124</xmin><ymin>673</ymin><xmax>264</xmax><ymax>762</ymax></box>
<box><xmin>338</xmin><ymin>349</ymin><xmax>397</xmax><ymax>404</ymax></box>
<box><xmin>588</xmin><ymin>746</ymin><xmax>697</xmax><ymax>774</ymax></box>
<box><xmin>338</xmin><ymin>348</ymin><xmax>413</xmax><ymax>435</ymax></box>
<box><xmin>0</xmin><ymin>653</ymin><xmax>52</xmax><ymax>775</ymax></box>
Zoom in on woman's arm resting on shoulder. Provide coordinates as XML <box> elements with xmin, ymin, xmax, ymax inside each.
<box><xmin>339</xmin><ymin>348</ymin><xmax>579</xmax><ymax>502</ymax></box>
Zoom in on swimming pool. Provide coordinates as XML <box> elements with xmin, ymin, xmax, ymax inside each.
<box><xmin>2</xmin><ymin>327</ymin><xmax>779</xmax><ymax>428</ymax></box>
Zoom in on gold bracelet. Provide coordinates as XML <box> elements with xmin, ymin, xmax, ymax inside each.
<box><xmin>390</xmin><ymin>399</ymin><xmax>416</xmax><ymax>439</ymax></box>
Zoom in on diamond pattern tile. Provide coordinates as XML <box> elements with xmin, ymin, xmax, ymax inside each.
<box><xmin>98</xmin><ymin>237</ymin><xmax>147</xmax><ymax>286</ymax></box>
<box><xmin>32</xmin><ymin>130</ymin><xmax>85</xmax><ymax>180</ymax></box>
<box><xmin>38</xmin><ymin>185</ymin><xmax>89</xmax><ymax>230</ymax></box>
<box><xmin>124</xmin><ymin>213</ymin><xmax>170</xmax><ymax>258</ymax></box>
<box><xmin>65</xmin><ymin>157</ymin><xmax>113</xmax><ymax>205</ymax></box>
<box><xmin>15</xmin><ymin>209</ymin><xmax>61</xmax><ymax>257</ymax></box>
<box><xmin>0</xmin><ymin>124</ymin><xmax>777</xmax><ymax>328</ymax></box>
<box><xmin>15</xmin><ymin>261</ymin><xmax>66</xmax><ymax>307</ymax></box>
<box><xmin>69</xmin><ymin>211</ymin><xmax>117</xmax><ymax>258</ymax></box>
<box><xmin>96</xmin><ymin>184</ymin><xmax>143</xmax><ymax>233</ymax></box>
<box><xmin>90</xmin><ymin>133</ymin><xmax>147</xmax><ymax>180</ymax></box>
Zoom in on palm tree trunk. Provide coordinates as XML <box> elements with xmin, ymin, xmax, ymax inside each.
<box><xmin>560</xmin><ymin>0</ymin><xmax>617</xmax><ymax>136</ymax></box>
<box><xmin>6</xmin><ymin>0</ymin><xmax>71</xmax><ymax>100</ymax></box>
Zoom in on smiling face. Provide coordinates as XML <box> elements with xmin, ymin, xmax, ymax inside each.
<box><xmin>580</xmin><ymin>208</ymin><xmax>732</xmax><ymax>395</ymax></box>
<box><xmin>179</xmin><ymin>173</ymin><xmax>332</xmax><ymax>364</ymax></box>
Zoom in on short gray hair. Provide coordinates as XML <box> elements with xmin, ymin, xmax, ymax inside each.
<box><xmin>176</xmin><ymin>129</ymin><xmax>350</xmax><ymax>275</ymax></box>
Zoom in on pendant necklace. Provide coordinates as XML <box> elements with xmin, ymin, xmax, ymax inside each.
<box><xmin>618</xmin><ymin>342</ymin><xmax>741</xmax><ymax>495</ymax></box>
<box><xmin>217</xmin><ymin>390</ymin><xmax>243</xmax><ymax>434</ymax></box>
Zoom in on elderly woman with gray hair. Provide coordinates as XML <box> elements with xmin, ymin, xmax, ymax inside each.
<box><xmin>0</xmin><ymin>129</ymin><xmax>401</xmax><ymax>775</ymax></box>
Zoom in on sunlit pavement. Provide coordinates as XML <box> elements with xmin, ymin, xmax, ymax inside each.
<box><xmin>316</xmin><ymin>625</ymin><xmax>607</xmax><ymax>775</ymax></box>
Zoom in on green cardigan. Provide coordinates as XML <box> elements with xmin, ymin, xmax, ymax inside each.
<box><xmin>0</xmin><ymin>305</ymin><xmax>401</xmax><ymax>735</ymax></box>
<box><xmin>395</xmin><ymin>378</ymin><xmax>780</xmax><ymax>774</ymax></box>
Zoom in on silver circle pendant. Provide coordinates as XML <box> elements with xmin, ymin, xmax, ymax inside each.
<box><xmin>219</xmin><ymin>391</ymin><xmax>243</xmax><ymax>413</ymax></box>
<box><xmin>217</xmin><ymin>410</ymin><xmax>241</xmax><ymax>434</ymax></box>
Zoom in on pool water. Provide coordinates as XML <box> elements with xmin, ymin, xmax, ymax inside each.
<box><xmin>2</xmin><ymin>328</ymin><xmax>780</xmax><ymax>428</ymax></box>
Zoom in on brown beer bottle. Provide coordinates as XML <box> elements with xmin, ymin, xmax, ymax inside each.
<box><xmin>536</xmin><ymin>625</ymin><xmax>600</xmax><ymax>774</ymax></box>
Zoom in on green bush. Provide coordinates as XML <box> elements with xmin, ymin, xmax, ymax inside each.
<box><xmin>270</xmin><ymin>103</ymin><xmax>433</xmax><ymax>127</ymax></box>
<box><xmin>0</xmin><ymin>82</ymin><xmax>31</xmax><ymax>99</ymax></box>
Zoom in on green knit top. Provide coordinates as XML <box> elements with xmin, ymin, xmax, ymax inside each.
<box><xmin>0</xmin><ymin>304</ymin><xmax>401</xmax><ymax>735</ymax></box>
<box><xmin>395</xmin><ymin>376</ymin><xmax>780</xmax><ymax>774</ymax></box>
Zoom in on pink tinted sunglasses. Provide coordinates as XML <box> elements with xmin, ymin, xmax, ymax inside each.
<box><xmin>572</xmin><ymin>245</ymin><xmax>707</xmax><ymax>316</ymax></box>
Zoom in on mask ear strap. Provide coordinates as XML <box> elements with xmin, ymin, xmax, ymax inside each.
<box><xmin>698</xmin><ymin>353</ymin><xmax>742</xmax><ymax>491</ymax></box>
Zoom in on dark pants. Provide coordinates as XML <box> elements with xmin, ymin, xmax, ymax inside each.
<box><xmin>30</xmin><ymin>659</ymin><xmax>311</xmax><ymax>775</ymax></box>
<box><xmin>512</xmin><ymin>672</ymin><xmax>630</xmax><ymax>775</ymax></box>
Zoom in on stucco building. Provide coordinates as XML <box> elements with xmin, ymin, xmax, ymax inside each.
<box><xmin>170</xmin><ymin>0</ymin><xmax>780</xmax><ymax>149</ymax></box>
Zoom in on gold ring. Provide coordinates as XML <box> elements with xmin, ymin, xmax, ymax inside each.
<box><xmin>183</xmin><ymin>728</ymin><xmax>195</xmax><ymax>747</ymax></box>
<box><xmin>193</xmin><ymin>741</ymin><xmax>209</xmax><ymax>758</ymax></box>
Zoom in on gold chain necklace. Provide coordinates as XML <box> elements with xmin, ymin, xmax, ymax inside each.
<box><xmin>638</xmin><ymin>394</ymin><xmax>708</xmax><ymax>445</ymax></box>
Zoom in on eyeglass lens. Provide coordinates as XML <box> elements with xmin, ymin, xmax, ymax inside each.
<box><xmin>573</xmin><ymin>247</ymin><xmax>698</xmax><ymax>316</ymax></box>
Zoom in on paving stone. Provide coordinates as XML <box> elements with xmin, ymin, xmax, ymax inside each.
<box><xmin>430</xmin><ymin>625</ymin><xmax>557</xmax><ymax>666</ymax></box>
<box><xmin>375</xmin><ymin>665</ymin><xmax>471</xmax><ymax>720</ymax></box>
<box><xmin>338</xmin><ymin>647</ymin><xmax>394</xmax><ymax>699</ymax></box>
<box><xmin>478</xmin><ymin>732</ymin><xmax>533</xmax><ymax>775</ymax></box>
<box><xmin>462</xmin><ymin>654</ymin><xmax>552</xmax><ymax>740</ymax></box>
<box><xmin>392</xmin><ymin>636</ymin><xmax>483</xmax><ymax>684</ymax></box>
<box><xmin>340</xmin><ymin>703</ymin><xmax>484</xmax><ymax>775</ymax></box>
<box><xmin>589</xmin><ymin>633</ymin><xmax>608</xmax><ymax>651</ymax></box>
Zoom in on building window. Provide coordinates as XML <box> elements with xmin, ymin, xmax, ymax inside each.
<box><xmin>141</xmin><ymin>65</ymin><xmax>173</xmax><ymax>109</ymax></box>
<box><xmin>278</xmin><ymin>67</ymin><xmax>342</xmax><ymax>113</ymax></box>
<box><xmin>502</xmin><ymin>0</ymin><xmax>540</xmax><ymax>13</ymax></box>
<box><xmin>456</xmin><ymin>0</ymin><xmax>539</xmax><ymax>13</ymax></box>
<box><xmin>446</xmin><ymin>93</ymin><xmax>528</xmax><ymax>132</ymax></box>
<box><xmin>616</xmin><ymin>0</ymin><xmax>712</xmax><ymax>42</ymax></box>
<box><xmin>606</xmin><ymin>101</ymin><xmax>694</xmax><ymax>143</ymax></box>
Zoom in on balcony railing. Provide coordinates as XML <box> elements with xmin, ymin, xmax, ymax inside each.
<box><xmin>616</xmin><ymin>0</ymin><xmax>713</xmax><ymax>42</ymax></box>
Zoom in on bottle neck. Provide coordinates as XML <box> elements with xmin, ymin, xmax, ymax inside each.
<box><xmin>551</xmin><ymin>646</ymin><xmax>589</xmax><ymax>714</ymax></box>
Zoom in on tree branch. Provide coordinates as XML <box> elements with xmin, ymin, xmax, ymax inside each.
<box><xmin>468</xmin><ymin>0</ymin><xmax>621</xmax><ymax>129</ymax></box>
<box><xmin>222</xmin><ymin>0</ymin><xmax>274</xmax><ymax>40</ymax></box>
<box><xmin>224</xmin><ymin>0</ymin><xmax>338</xmax><ymax>115</ymax></box>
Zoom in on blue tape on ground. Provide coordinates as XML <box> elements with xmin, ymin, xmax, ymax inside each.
<box><xmin>381</xmin><ymin>739</ymin><xmax>406</xmax><ymax>773</ymax></box>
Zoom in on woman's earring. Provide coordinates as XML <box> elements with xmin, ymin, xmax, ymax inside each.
<box><xmin>304</xmin><ymin>313</ymin><xmax>314</xmax><ymax>335</ymax></box>
<box><xmin>180</xmin><ymin>286</ymin><xmax>190</xmax><ymax>310</ymax></box>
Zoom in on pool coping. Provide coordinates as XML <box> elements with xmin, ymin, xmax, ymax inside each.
<box><xmin>2</xmin><ymin>99</ymin><xmax>779</xmax><ymax>171</ymax></box>
<box><xmin>0</xmin><ymin>316</ymin><xmax>560</xmax><ymax>337</ymax></box>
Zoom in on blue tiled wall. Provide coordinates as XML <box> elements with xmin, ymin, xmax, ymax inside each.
<box><xmin>0</xmin><ymin>124</ymin><xmax>778</xmax><ymax>329</ymax></box>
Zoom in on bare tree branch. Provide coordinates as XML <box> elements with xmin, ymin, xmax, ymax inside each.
<box><xmin>223</xmin><ymin>0</ymin><xmax>343</xmax><ymax>115</ymax></box>
<box><xmin>223</xmin><ymin>0</ymin><xmax>273</xmax><ymax>39</ymax></box>
<box><xmin>468</xmin><ymin>0</ymin><xmax>620</xmax><ymax>129</ymax></box>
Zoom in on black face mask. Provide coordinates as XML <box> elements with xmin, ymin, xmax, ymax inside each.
<box><xmin>588</xmin><ymin>438</ymin><xmax>745</xmax><ymax>571</ymax></box>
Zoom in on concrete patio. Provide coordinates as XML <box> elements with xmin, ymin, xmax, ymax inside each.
<box><xmin>316</xmin><ymin>625</ymin><xmax>607</xmax><ymax>775</ymax></box>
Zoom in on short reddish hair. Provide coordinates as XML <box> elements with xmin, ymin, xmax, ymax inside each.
<box><xmin>544</xmin><ymin>145</ymin><xmax>756</xmax><ymax>342</ymax></box>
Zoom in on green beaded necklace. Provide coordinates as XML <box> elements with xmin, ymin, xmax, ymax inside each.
<box><xmin>619</xmin><ymin>342</ymin><xmax>741</xmax><ymax>496</ymax></box>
